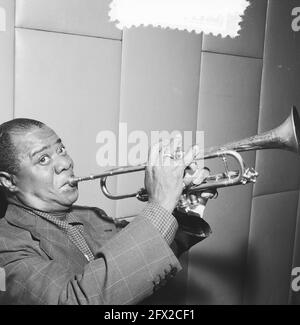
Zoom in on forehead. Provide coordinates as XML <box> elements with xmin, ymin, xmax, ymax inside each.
<box><xmin>12</xmin><ymin>126</ymin><xmax>59</xmax><ymax>155</ymax></box>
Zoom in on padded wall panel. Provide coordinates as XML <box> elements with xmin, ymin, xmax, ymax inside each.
<box><xmin>189</xmin><ymin>52</ymin><xmax>262</xmax><ymax>304</ymax></box>
<box><xmin>289</xmin><ymin>191</ymin><xmax>300</xmax><ymax>305</ymax></box>
<box><xmin>197</xmin><ymin>52</ymin><xmax>262</xmax><ymax>148</ymax></box>
<box><xmin>0</xmin><ymin>0</ymin><xmax>14</xmax><ymax>123</ymax></box>
<box><xmin>14</xmin><ymin>28</ymin><xmax>122</xmax><ymax>217</ymax></box>
<box><xmin>202</xmin><ymin>0</ymin><xmax>267</xmax><ymax>58</ymax></box>
<box><xmin>186</xmin><ymin>52</ymin><xmax>262</xmax><ymax>304</ymax></box>
<box><xmin>244</xmin><ymin>191</ymin><xmax>299</xmax><ymax>304</ymax></box>
<box><xmin>187</xmin><ymin>184</ymin><xmax>254</xmax><ymax>304</ymax></box>
<box><xmin>116</xmin><ymin>27</ymin><xmax>202</xmax><ymax>305</ymax></box>
<box><xmin>116</xmin><ymin>27</ymin><xmax>202</xmax><ymax>219</ymax></box>
<box><xmin>16</xmin><ymin>0</ymin><xmax>121</xmax><ymax>40</ymax></box>
<box><xmin>254</xmin><ymin>0</ymin><xmax>300</xmax><ymax>196</ymax></box>
<box><xmin>254</xmin><ymin>150</ymin><xmax>300</xmax><ymax>197</ymax></box>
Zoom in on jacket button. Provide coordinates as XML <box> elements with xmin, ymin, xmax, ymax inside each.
<box><xmin>153</xmin><ymin>283</ymin><xmax>161</xmax><ymax>292</ymax></box>
<box><xmin>170</xmin><ymin>267</ymin><xmax>177</xmax><ymax>276</ymax></box>
<box><xmin>152</xmin><ymin>278</ymin><xmax>161</xmax><ymax>292</ymax></box>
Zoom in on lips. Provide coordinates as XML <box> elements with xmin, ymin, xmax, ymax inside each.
<box><xmin>61</xmin><ymin>175</ymin><xmax>77</xmax><ymax>188</ymax></box>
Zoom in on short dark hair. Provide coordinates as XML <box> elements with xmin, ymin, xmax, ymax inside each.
<box><xmin>0</xmin><ymin>118</ymin><xmax>45</xmax><ymax>175</ymax></box>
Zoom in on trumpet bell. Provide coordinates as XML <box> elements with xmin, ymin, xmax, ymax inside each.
<box><xmin>260</xmin><ymin>105</ymin><xmax>300</xmax><ymax>154</ymax></box>
<box><xmin>286</xmin><ymin>106</ymin><xmax>300</xmax><ymax>153</ymax></box>
<box><xmin>206</xmin><ymin>106</ymin><xmax>300</xmax><ymax>156</ymax></box>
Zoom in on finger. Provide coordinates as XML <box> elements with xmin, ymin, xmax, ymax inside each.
<box><xmin>148</xmin><ymin>141</ymin><xmax>162</xmax><ymax>167</ymax></box>
<box><xmin>189</xmin><ymin>194</ymin><xmax>198</xmax><ymax>206</ymax></box>
<box><xmin>201</xmin><ymin>191</ymin><xmax>215</xmax><ymax>199</ymax></box>
<box><xmin>162</xmin><ymin>134</ymin><xmax>183</xmax><ymax>166</ymax></box>
<box><xmin>187</xmin><ymin>162</ymin><xmax>198</xmax><ymax>172</ymax></box>
<box><xmin>162</xmin><ymin>133</ymin><xmax>182</xmax><ymax>160</ymax></box>
<box><xmin>192</xmin><ymin>167</ymin><xmax>210</xmax><ymax>185</ymax></box>
<box><xmin>160</xmin><ymin>138</ymin><xmax>173</xmax><ymax>166</ymax></box>
<box><xmin>169</xmin><ymin>133</ymin><xmax>183</xmax><ymax>156</ymax></box>
<box><xmin>197</xmin><ymin>196</ymin><xmax>210</xmax><ymax>206</ymax></box>
<box><xmin>183</xmin><ymin>165</ymin><xmax>209</xmax><ymax>186</ymax></box>
<box><xmin>183</xmin><ymin>162</ymin><xmax>200</xmax><ymax>185</ymax></box>
<box><xmin>160</xmin><ymin>138</ymin><xmax>172</xmax><ymax>153</ymax></box>
<box><xmin>198</xmin><ymin>190</ymin><xmax>216</xmax><ymax>205</ymax></box>
<box><xmin>183</xmin><ymin>144</ymin><xmax>201</xmax><ymax>167</ymax></box>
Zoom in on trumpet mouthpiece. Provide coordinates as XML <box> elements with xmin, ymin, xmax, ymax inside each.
<box><xmin>68</xmin><ymin>177</ymin><xmax>80</xmax><ymax>186</ymax></box>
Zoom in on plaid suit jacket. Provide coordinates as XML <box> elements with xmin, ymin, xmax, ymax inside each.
<box><xmin>0</xmin><ymin>204</ymin><xmax>181</xmax><ymax>305</ymax></box>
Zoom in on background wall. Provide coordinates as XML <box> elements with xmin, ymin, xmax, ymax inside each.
<box><xmin>0</xmin><ymin>0</ymin><xmax>299</xmax><ymax>304</ymax></box>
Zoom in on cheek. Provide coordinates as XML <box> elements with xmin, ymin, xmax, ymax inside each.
<box><xmin>19</xmin><ymin>167</ymin><xmax>55</xmax><ymax>192</ymax></box>
<box><xmin>32</xmin><ymin>168</ymin><xmax>54</xmax><ymax>185</ymax></box>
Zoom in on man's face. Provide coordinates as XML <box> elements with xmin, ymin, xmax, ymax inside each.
<box><xmin>11</xmin><ymin>126</ymin><xmax>79</xmax><ymax>212</ymax></box>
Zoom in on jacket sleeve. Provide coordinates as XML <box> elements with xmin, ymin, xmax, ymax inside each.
<box><xmin>0</xmin><ymin>215</ymin><xmax>181</xmax><ymax>305</ymax></box>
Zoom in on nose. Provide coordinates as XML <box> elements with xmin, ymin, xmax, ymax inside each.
<box><xmin>54</xmin><ymin>154</ymin><xmax>73</xmax><ymax>174</ymax></box>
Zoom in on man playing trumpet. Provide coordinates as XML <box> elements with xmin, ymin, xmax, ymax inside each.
<box><xmin>0</xmin><ymin>118</ymin><xmax>213</xmax><ymax>305</ymax></box>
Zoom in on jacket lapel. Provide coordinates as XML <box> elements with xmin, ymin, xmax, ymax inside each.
<box><xmin>4</xmin><ymin>204</ymin><xmax>88</xmax><ymax>270</ymax></box>
<box><xmin>72</xmin><ymin>206</ymin><xmax>118</xmax><ymax>255</ymax></box>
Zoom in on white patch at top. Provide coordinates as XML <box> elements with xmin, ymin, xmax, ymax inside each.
<box><xmin>109</xmin><ymin>0</ymin><xmax>250</xmax><ymax>38</ymax></box>
<box><xmin>0</xmin><ymin>6</ymin><xmax>6</xmax><ymax>32</ymax></box>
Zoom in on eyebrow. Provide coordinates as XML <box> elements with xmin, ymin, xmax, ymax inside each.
<box><xmin>31</xmin><ymin>138</ymin><xmax>62</xmax><ymax>158</ymax></box>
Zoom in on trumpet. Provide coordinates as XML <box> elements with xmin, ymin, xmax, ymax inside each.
<box><xmin>70</xmin><ymin>106</ymin><xmax>300</xmax><ymax>202</ymax></box>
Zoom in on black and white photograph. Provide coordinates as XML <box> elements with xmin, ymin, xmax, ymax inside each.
<box><xmin>0</xmin><ymin>0</ymin><xmax>299</xmax><ymax>307</ymax></box>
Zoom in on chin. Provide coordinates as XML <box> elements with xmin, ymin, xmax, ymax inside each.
<box><xmin>60</xmin><ymin>188</ymin><xmax>79</xmax><ymax>207</ymax></box>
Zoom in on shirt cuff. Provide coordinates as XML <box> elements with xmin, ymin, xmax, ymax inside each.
<box><xmin>142</xmin><ymin>202</ymin><xmax>178</xmax><ymax>245</ymax></box>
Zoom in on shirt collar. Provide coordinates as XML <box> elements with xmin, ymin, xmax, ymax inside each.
<box><xmin>7</xmin><ymin>201</ymin><xmax>83</xmax><ymax>227</ymax></box>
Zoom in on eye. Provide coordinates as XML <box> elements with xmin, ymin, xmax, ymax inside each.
<box><xmin>39</xmin><ymin>155</ymin><xmax>51</xmax><ymax>165</ymax></box>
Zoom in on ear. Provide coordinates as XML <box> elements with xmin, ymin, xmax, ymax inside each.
<box><xmin>0</xmin><ymin>171</ymin><xmax>17</xmax><ymax>193</ymax></box>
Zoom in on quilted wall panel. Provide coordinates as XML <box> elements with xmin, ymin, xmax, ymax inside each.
<box><xmin>253</xmin><ymin>0</ymin><xmax>300</xmax><ymax>197</ymax></box>
<box><xmin>117</xmin><ymin>28</ymin><xmax>202</xmax><ymax>304</ymax></box>
<box><xmin>116</xmin><ymin>27</ymin><xmax>203</xmax><ymax>219</ymax></box>
<box><xmin>116</xmin><ymin>27</ymin><xmax>202</xmax><ymax>304</ymax></box>
<box><xmin>14</xmin><ymin>28</ymin><xmax>122</xmax><ymax>217</ymax></box>
<box><xmin>244</xmin><ymin>191</ymin><xmax>299</xmax><ymax>304</ymax></box>
<box><xmin>16</xmin><ymin>0</ymin><xmax>122</xmax><ymax>40</ymax></box>
<box><xmin>187</xmin><ymin>52</ymin><xmax>263</xmax><ymax>304</ymax></box>
<box><xmin>0</xmin><ymin>0</ymin><xmax>14</xmax><ymax>124</ymax></box>
<box><xmin>244</xmin><ymin>0</ymin><xmax>300</xmax><ymax>305</ymax></box>
<box><xmin>290</xmin><ymin>191</ymin><xmax>300</xmax><ymax>305</ymax></box>
<box><xmin>202</xmin><ymin>0</ymin><xmax>268</xmax><ymax>58</ymax></box>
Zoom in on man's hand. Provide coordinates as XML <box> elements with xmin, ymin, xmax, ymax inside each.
<box><xmin>145</xmin><ymin>137</ymin><xmax>216</xmax><ymax>214</ymax></box>
<box><xmin>145</xmin><ymin>134</ymin><xmax>192</xmax><ymax>213</ymax></box>
<box><xmin>182</xmin><ymin>165</ymin><xmax>216</xmax><ymax>218</ymax></box>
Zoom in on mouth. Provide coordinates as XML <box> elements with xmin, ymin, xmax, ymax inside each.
<box><xmin>61</xmin><ymin>176</ymin><xmax>78</xmax><ymax>189</ymax></box>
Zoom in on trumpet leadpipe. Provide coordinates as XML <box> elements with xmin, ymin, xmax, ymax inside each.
<box><xmin>68</xmin><ymin>164</ymin><xmax>146</xmax><ymax>186</ymax></box>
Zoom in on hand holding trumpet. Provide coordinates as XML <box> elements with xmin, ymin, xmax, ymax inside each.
<box><xmin>145</xmin><ymin>134</ymin><xmax>215</xmax><ymax>216</ymax></box>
